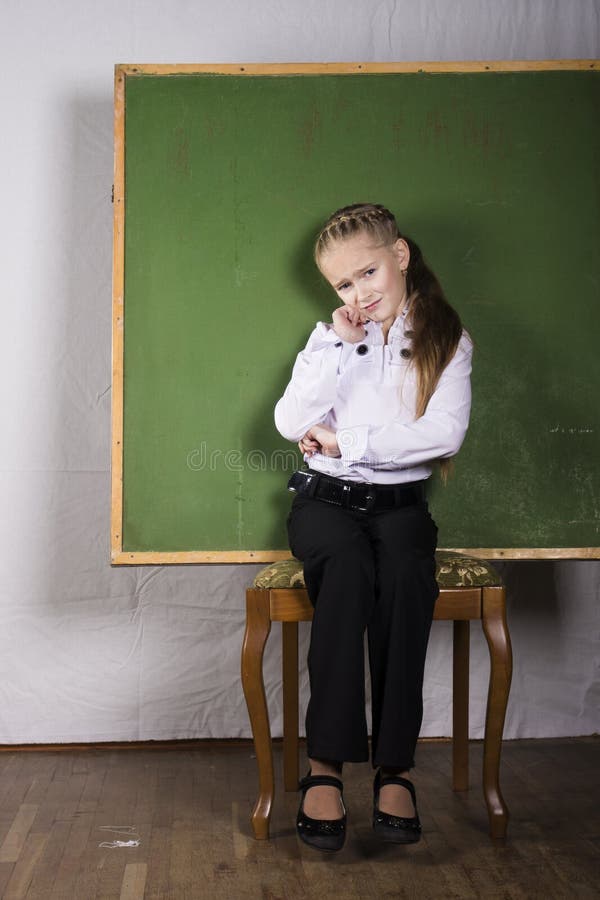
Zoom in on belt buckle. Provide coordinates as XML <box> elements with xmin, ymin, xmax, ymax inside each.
<box><xmin>351</xmin><ymin>484</ymin><xmax>376</xmax><ymax>512</ymax></box>
<box><xmin>287</xmin><ymin>470</ymin><xmax>317</xmax><ymax>496</ymax></box>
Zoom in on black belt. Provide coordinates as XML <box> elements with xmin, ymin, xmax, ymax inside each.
<box><xmin>287</xmin><ymin>469</ymin><xmax>426</xmax><ymax>513</ymax></box>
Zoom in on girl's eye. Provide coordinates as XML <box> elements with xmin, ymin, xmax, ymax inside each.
<box><xmin>364</xmin><ymin>268</ymin><xmax>375</xmax><ymax>277</ymax></box>
<box><xmin>338</xmin><ymin>282</ymin><xmax>351</xmax><ymax>291</ymax></box>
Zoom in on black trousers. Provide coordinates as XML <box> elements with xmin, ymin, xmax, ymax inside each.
<box><xmin>287</xmin><ymin>492</ymin><xmax>439</xmax><ymax>770</ymax></box>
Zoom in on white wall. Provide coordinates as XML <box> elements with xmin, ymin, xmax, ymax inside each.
<box><xmin>0</xmin><ymin>0</ymin><xmax>598</xmax><ymax>743</ymax></box>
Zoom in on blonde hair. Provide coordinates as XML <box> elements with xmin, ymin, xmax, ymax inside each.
<box><xmin>315</xmin><ymin>203</ymin><xmax>467</xmax><ymax>484</ymax></box>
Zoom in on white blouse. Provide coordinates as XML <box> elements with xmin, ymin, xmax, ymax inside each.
<box><xmin>274</xmin><ymin>306</ymin><xmax>473</xmax><ymax>485</ymax></box>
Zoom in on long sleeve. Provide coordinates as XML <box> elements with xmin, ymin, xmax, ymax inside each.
<box><xmin>336</xmin><ymin>332</ymin><xmax>473</xmax><ymax>470</ymax></box>
<box><xmin>274</xmin><ymin>323</ymin><xmax>343</xmax><ymax>442</ymax></box>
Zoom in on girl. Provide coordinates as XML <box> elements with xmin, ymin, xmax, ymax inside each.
<box><xmin>274</xmin><ymin>203</ymin><xmax>472</xmax><ymax>851</ymax></box>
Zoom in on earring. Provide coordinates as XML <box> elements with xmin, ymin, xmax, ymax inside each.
<box><xmin>400</xmin><ymin>268</ymin><xmax>408</xmax><ymax>277</ymax></box>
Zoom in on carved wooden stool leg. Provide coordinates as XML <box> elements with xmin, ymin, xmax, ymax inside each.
<box><xmin>241</xmin><ymin>589</ymin><xmax>274</xmax><ymax>839</ymax></box>
<box><xmin>482</xmin><ymin>585</ymin><xmax>513</xmax><ymax>839</ymax></box>
<box><xmin>282</xmin><ymin>621</ymin><xmax>300</xmax><ymax>792</ymax></box>
<box><xmin>453</xmin><ymin>619</ymin><xmax>470</xmax><ymax>791</ymax></box>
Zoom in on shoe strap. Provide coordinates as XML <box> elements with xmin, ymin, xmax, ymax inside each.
<box><xmin>299</xmin><ymin>773</ymin><xmax>344</xmax><ymax>795</ymax></box>
<box><xmin>375</xmin><ymin>771</ymin><xmax>417</xmax><ymax>804</ymax></box>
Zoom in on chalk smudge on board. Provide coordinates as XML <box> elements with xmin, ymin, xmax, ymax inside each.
<box><xmin>236</xmin><ymin>466</ymin><xmax>245</xmax><ymax>549</ymax></box>
<box><xmin>300</xmin><ymin>106</ymin><xmax>321</xmax><ymax>158</ymax></box>
<box><xmin>472</xmin><ymin>199</ymin><xmax>510</xmax><ymax>207</ymax></box>
<box><xmin>549</xmin><ymin>425</ymin><xmax>595</xmax><ymax>434</ymax></box>
<box><xmin>170</xmin><ymin>126</ymin><xmax>191</xmax><ymax>177</ymax></box>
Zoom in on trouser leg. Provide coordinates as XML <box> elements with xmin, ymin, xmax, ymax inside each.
<box><xmin>366</xmin><ymin>502</ymin><xmax>439</xmax><ymax>770</ymax></box>
<box><xmin>287</xmin><ymin>496</ymin><xmax>374</xmax><ymax>762</ymax></box>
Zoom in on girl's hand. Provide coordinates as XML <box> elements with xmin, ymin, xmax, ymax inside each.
<box><xmin>298</xmin><ymin>432</ymin><xmax>321</xmax><ymax>457</ymax></box>
<box><xmin>331</xmin><ymin>305</ymin><xmax>368</xmax><ymax>343</ymax></box>
<box><xmin>299</xmin><ymin>425</ymin><xmax>341</xmax><ymax>458</ymax></box>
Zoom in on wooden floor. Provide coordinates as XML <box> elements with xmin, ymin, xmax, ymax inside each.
<box><xmin>0</xmin><ymin>737</ymin><xmax>598</xmax><ymax>899</ymax></box>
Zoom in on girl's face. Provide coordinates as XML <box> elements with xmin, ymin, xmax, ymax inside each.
<box><xmin>318</xmin><ymin>233</ymin><xmax>410</xmax><ymax>327</ymax></box>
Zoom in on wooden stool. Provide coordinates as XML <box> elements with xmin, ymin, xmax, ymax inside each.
<box><xmin>241</xmin><ymin>552</ymin><xmax>512</xmax><ymax>841</ymax></box>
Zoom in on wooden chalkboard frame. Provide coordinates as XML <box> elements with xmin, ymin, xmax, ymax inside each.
<box><xmin>111</xmin><ymin>60</ymin><xmax>599</xmax><ymax>565</ymax></box>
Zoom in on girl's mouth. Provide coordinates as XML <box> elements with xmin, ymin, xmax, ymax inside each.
<box><xmin>363</xmin><ymin>298</ymin><xmax>380</xmax><ymax>313</ymax></box>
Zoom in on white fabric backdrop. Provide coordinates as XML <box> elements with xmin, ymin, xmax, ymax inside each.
<box><xmin>0</xmin><ymin>0</ymin><xmax>598</xmax><ymax>743</ymax></box>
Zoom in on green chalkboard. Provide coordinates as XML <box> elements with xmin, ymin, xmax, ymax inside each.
<box><xmin>111</xmin><ymin>64</ymin><xmax>600</xmax><ymax>562</ymax></box>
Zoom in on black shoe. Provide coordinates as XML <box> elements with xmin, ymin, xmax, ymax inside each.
<box><xmin>296</xmin><ymin>773</ymin><xmax>347</xmax><ymax>852</ymax></box>
<box><xmin>372</xmin><ymin>770</ymin><xmax>422</xmax><ymax>844</ymax></box>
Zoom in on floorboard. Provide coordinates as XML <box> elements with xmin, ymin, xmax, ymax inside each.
<box><xmin>0</xmin><ymin>738</ymin><xmax>597</xmax><ymax>898</ymax></box>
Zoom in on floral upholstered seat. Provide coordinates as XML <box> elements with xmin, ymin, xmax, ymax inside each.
<box><xmin>253</xmin><ymin>551</ymin><xmax>502</xmax><ymax>590</ymax></box>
